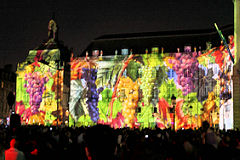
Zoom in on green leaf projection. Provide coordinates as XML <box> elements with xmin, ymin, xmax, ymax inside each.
<box><xmin>136</xmin><ymin>103</ymin><xmax>156</xmax><ymax>128</ymax></box>
<box><xmin>97</xmin><ymin>88</ymin><xmax>122</xmax><ymax>121</ymax></box>
<box><xmin>182</xmin><ymin>92</ymin><xmax>203</xmax><ymax>116</ymax></box>
<box><xmin>158</xmin><ymin>79</ymin><xmax>182</xmax><ymax>105</ymax></box>
<box><xmin>126</xmin><ymin>60</ymin><xmax>141</xmax><ymax>82</ymax></box>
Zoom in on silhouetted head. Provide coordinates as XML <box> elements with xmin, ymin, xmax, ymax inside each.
<box><xmin>10</xmin><ymin>139</ymin><xmax>16</xmax><ymax>148</ymax></box>
<box><xmin>202</xmin><ymin>121</ymin><xmax>210</xmax><ymax>131</ymax></box>
<box><xmin>85</xmin><ymin>125</ymin><xmax>117</xmax><ymax>160</ymax></box>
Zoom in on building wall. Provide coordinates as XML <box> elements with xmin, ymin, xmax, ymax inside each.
<box><xmin>0</xmin><ymin>68</ymin><xmax>16</xmax><ymax>120</ymax></box>
<box><xmin>69</xmin><ymin>44</ymin><xmax>234</xmax><ymax>129</ymax></box>
<box><xmin>233</xmin><ymin>62</ymin><xmax>240</xmax><ymax>129</ymax></box>
<box><xmin>15</xmin><ymin>48</ymin><xmax>71</xmax><ymax>126</ymax></box>
<box><xmin>14</xmin><ymin>43</ymin><xmax>235</xmax><ymax>129</ymax></box>
<box><xmin>233</xmin><ymin>0</ymin><xmax>240</xmax><ymax>129</ymax></box>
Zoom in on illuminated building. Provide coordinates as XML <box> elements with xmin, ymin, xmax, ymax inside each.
<box><xmin>14</xmin><ymin>19</ymin><xmax>237</xmax><ymax>130</ymax></box>
<box><xmin>15</xmin><ymin>19</ymin><xmax>71</xmax><ymax>125</ymax></box>
<box><xmin>70</xmin><ymin>25</ymin><xmax>235</xmax><ymax>130</ymax></box>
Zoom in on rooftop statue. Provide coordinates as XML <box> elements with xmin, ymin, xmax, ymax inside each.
<box><xmin>48</xmin><ymin>19</ymin><xmax>57</xmax><ymax>41</ymax></box>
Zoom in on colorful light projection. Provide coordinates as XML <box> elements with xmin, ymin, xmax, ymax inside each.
<box><xmin>69</xmin><ymin>38</ymin><xmax>234</xmax><ymax>130</ymax></box>
<box><xmin>16</xmin><ymin>49</ymin><xmax>64</xmax><ymax>125</ymax></box>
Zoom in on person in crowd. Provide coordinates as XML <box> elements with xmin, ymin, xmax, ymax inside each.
<box><xmin>1</xmin><ymin>124</ymin><xmax>240</xmax><ymax>160</ymax></box>
<box><xmin>200</xmin><ymin>121</ymin><xmax>219</xmax><ymax>160</ymax></box>
<box><xmin>2</xmin><ymin>138</ymin><xmax>25</xmax><ymax>160</ymax></box>
<box><xmin>201</xmin><ymin>121</ymin><xmax>218</xmax><ymax>148</ymax></box>
<box><xmin>85</xmin><ymin>125</ymin><xmax>117</xmax><ymax>160</ymax></box>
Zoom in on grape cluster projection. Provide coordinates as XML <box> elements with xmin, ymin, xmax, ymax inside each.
<box><xmin>139</xmin><ymin>66</ymin><xmax>156</xmax><ymax>105</ymax></box>
<box><xmin>24</xmin><ymin>72</ymin><xmax>49</xmax><ymax>114</ymax></box>
<box><xmin>82</xmin><ymin>68</ymin><xmax>100</xmax><ymax>123</ymax></box>
<box><xmin>118</xmin><ymin>77</ymin><xmax>139</xmax><ymax>127</ymax></box>
<box><xmin>170</xmin><ymin>52</ymin><xmax>199</xmax><ymax>96</ymax></box>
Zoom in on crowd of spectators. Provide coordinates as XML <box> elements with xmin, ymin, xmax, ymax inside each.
<box><xmin>1</xmin><ymin>121</ymin><xmax>240</xmax><ymax>160</ymax></box>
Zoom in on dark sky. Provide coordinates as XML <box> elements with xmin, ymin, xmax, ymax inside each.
<box><xmin>0</xmin><ymin>0</ymin><xmax>234</xmax><ymax>70</ymax></box>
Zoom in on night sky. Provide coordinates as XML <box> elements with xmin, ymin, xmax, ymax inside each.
<box><xmin>0</xmin><ymin>0</ymin><xmax>234</xmax><ymax>70</ymax></box>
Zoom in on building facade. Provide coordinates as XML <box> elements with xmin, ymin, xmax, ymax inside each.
<box><xmin>0</xmin><ymin>64</ymin><xmax>16</xmax><ymax>122</ymax></box>
<box><xmin>14</xmin><ymin>20</ymin><xmax>237</xmax><ymax>130</ymax></box>
<box><xmin>15</xmin><ymin>19</ymin><xmax>71</xmax><ymax>125</ymax></box>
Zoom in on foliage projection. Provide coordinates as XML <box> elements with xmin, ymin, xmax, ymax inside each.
<box><xmin>69</xmin><ymin>41</ymin><xmax>234</xmax><ymax>130</ymax></box>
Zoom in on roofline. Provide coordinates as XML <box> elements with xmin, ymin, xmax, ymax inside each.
<box><xmin>94</xmin><ymin>24</ymin><xmax>233</xmax><ymax>41</ymax></box>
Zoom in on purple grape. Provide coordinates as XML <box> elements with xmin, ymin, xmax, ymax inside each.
<box><xmin>81</xmin><ymin>68</ymin><xmax>99</xmax><ymax>123</ymax></box>
<box><xmin>171</xmin><ymin>52</ymin><xmax>199</xmax><ymax>96</ymax></box>
<box><xmin>24</xmin><ymin>72</ymin><xmax>49</xmax><ymax>114</ymax></box>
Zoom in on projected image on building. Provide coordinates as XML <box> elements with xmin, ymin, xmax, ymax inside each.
<box><xmin>14</xmin><ymin>18</ymin><xmax>234</xmax><ymax>130</ymax></box>
<box><xmin>15</xmin><ymin>49</ymin><xmax>64</xmax><ymax>125</ymax></box>
<box><xmin>69</xmin><ymin>39</ymin><xmax>234</xmax><ymax>130</ymax></box>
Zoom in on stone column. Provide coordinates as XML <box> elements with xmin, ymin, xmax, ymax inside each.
<box><xmin>233</xmin><ymin>0</ymin><xmax>240</xmax><ymax>129</ymax></box>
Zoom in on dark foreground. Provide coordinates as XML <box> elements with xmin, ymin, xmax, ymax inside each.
<box><xmin>1</xmin><ymin>123</ymin><xmax>240</xmax><ymax>160</ymax></box>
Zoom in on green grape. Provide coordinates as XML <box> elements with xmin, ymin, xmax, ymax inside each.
<box><xmin>139</xmin><ymin>66</ymin><xmax>156</xmax><ymax>105</ymax></box>
<box><xmin>137</xmin><ymin>103</ymin><xmax>156</xmax><ymax>128</ymax></box>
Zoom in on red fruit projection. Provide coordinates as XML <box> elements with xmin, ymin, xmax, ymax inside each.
<box><xmin>157</xmin><ymin>98</ymin><xmax>189</xmax><ymax>130</ymax></box>
<box><xmin>15</xmin><ymin>101</ymin><xmax>25</xmax><ymax>115</ymax></box>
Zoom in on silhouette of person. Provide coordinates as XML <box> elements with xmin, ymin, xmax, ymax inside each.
<box><xmin>3</xmin><ymin>139</ymin><xmax>25</xmax><ymax>160</ymax></box>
